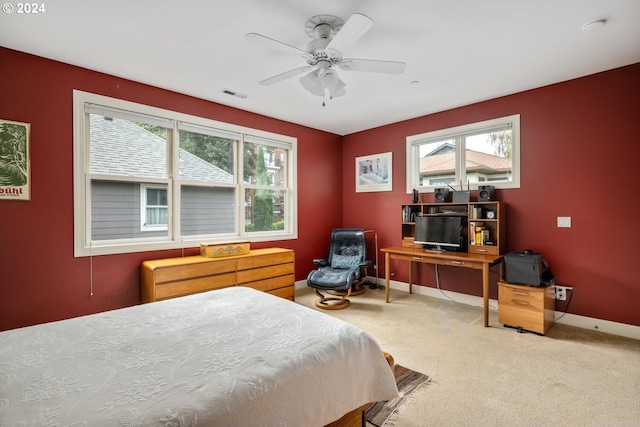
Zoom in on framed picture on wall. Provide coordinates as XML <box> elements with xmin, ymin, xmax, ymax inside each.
<box><xmin>355</xmin><ymin>151</ymin><xmax>392</xmax><ymax>193</ymax></box>
<box><xmin>0</xmin><ymin>119</ymin><xmax>31</xmax><ymax>201</ymax></box>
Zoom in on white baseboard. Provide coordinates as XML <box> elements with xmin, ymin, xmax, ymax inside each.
<box><xmin>296</xmin><ymin>279</ymin><xmax>640</xmax><ymax>341</ymax></box>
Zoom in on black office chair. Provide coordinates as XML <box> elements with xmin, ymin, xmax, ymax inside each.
<box><xmin>307</xmin><ymin>228</ymin><xmax>371</xmax><ymax>310</ymax></box>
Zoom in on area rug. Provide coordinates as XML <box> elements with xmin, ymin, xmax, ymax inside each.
<box><xmin>365</xmin><ymin>364</ymin><xmax>431</xmax><ymax>427</ymax></box>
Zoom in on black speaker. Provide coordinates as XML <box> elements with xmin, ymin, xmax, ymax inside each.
<box><xmin>478</xmin><ymin>185</ymin><xmax>495</xmax><ymax>201</ymax></box>
<box><xmin>434</xmin><ymin>188</ymin><xmax>450</xmax><ymax>203</ymax></box>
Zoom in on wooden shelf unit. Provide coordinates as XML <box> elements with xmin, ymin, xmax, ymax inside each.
<box><xmin>141</xmin><ymin>248</ymin><xmax>295</xmax><ymax>303</ymax></box>
<box><xmin>401</xmin><ymin>201</ymin><xmax>506</xmax><ymax>255</ymax></box>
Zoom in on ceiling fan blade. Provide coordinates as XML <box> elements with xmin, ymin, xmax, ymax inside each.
<box><xmin>339</xmin><ymin>58</ymin><xmax>407</xmax><ymax>74</ymax></box>
<box><xmin>244</xmin><ymin>32</ymin><xmax>309</xmax><ymax>56</ymax></box>
<box><xmin>326</xmin><ymin>13</ymin><xmax>374</xmax><ymax>52</ymax></box>
<box><xmin>260</xmin><ymin>66</ymin><xmax>312</xmax><ymax>86</ymax></box>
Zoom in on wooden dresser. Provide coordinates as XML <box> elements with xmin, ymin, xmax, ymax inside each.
<box><xmin>141</xmin><ymin>248</ymin><xmax>295</xmax><ymax>303</ymax></box>
<box><xmin>498</xmin><ymin>281</ymin><xmax>555</xmax><ymax>335</ymax></box>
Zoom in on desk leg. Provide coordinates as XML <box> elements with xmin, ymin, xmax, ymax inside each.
<box><xmin>385</xmin><ymin>252</ymin><xmax>391</xmax><ymax>303</ymax></box>
<box><xmin>482</xmin><ymin>263</ymin><xmax>490</xmax><ymax>327</ymax></box>
<box><xmin>408</xmin><ymin>261</ymin><xmax>413</xmax><ymax>294</ymax></box>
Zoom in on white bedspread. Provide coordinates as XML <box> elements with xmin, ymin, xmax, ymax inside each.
<box><xmin>0</xmin><ymin>286</ymin><xmax>398</xmax><ymax>426</ymax></box>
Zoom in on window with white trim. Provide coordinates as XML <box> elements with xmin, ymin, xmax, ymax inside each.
<box><xmin>73</xmin><ymin>90</ymin><xmax>297</xmax><ymax>257</ymax></box>
<box><xmin>406</xmin><ymin>115</ymin><xmax>520</xmax><ymax>193</ymax></box>
<box><xmin>141</xmin><ymin>185</ymin><xmax>168</xmax><ymax>231</ymax></box>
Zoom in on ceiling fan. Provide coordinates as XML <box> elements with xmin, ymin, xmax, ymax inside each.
<box><xmin>245</xmin><ymin>13</ymin><xmax>407</xmax><ymax>105</ymax></box>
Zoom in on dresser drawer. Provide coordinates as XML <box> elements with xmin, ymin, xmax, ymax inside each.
<box><xmin>237</xmin><ymin>250</ymin><xmax>293</xmax><ymax>270</ymax></box>
<box><xmin>266</xmin><ymin>285</ymin><xmax>295</xmax><ymax>301</ymax></box>
<box><xmin>155</xmin><ymin>272</ymin><xmax>236</xmax><ymax>300</ymax></box>
<box><xmin>237</xmin><ymin>263</ymin><xmax>294</xmax><ymax>284</ymax></box>
<box><xmin>240</xmin><ymin>274</ymin><xmax>294</xmax><ymax>293</ymax></box>
<box><xmin>154</xmin><ymin>259</ymin><xmax>236</xmax><ymax>284</ymax></box>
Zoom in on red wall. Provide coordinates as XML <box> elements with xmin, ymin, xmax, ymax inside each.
<box><xmin>0</xmin><ymin>47</ymin><xmax>343</xmax><ymax>331</ymax></box>
<box><xmin>343</xmin><ymin>63</ymin><xmax>640</xmax><ymax>327</ymax></box>
<box><xmin>1</xmin><ymin>46</ymin><xmax>639</xmax><ymax>330</ymax></box>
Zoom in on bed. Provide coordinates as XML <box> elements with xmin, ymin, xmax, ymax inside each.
<box><xmin>0</xmin><ymin>286</ymin><xmax>398</xmax><ymax>426</ymax></box>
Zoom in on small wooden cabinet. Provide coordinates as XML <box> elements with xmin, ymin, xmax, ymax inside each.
<box><xmin>498</xmin><ymin>281</ymin><xmax>555</xmax><ymax>335</ymax></box>
<box><xmin>401</xmin><ymin>201</ymin><xmax>506</xmax><ymax>254</ymax></box>
<box><xmin>141</xmin><ymin>248</ymin><xmax>295</xmax><ymax>303</ymax></box>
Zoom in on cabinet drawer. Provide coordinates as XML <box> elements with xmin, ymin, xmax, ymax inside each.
<box><xmin>468</xmin><ymin>245</ymin><xmax>499</xmax><ymax>255</ymax></box>
<box><xmin>499</xmin><ymin>284</ymin><xmax>544</xmax><ymax>306</ymax></box>
<box><xmin>499</xmin><ymin>294</ymin><xmax>544</xmax><ymax>313</ymax></box>
<box><xmin>237</xmin><ymin>251</ymin><xmax>294</xmax><ymax>270</ymax></box>
<box><xmin>499</xmin><ymin>305</ymin><xmax>545</xmax><ymax>332</ymax></box>
<box><xmin>391</xmin><ymin>253</ymin><xmax>441</xmax><ymax>264</ymax></box>
<box><xmin>154</xmin><ymin>259</ymin><xmax>236</xmax><ymax>284</ymax></box>
<box><xmin>237</xmin><ymin>263</ymin><xmax>294</xmax><ymax>284</ymax></box>
<box><xmin>443</xmin><ymin>259</ymin><xmax>482</xmax><ymax>269</ymax></box>
<box><xmin>402</xmin><ymin>238</ymin><xmax>421</xmax><ymax>248</ymax></box>
<box><xmin>155</xmin><ymin>272</ymin><xmax>236</xmax><ymax>300</ymax></box>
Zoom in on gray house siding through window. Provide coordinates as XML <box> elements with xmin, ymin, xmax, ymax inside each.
<box><xmin>91</xmin><ymin>181</ymin><xmax>166</xmax><ymax>240</ymax></box>
<box><xmin>89</xmin><ymin>116</ymin><xmax>234</xmax><ymax>240</ymax></box>
<box><xmin>181</xmin><ymin>186</ymin><xmax>235</xmax><ymax>236</ymax></box>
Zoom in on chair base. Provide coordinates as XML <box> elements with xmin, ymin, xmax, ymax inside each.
<box><xmin>314</xmin><ymin>288</ymin><xmax>351</xmax><ymax>310</ymax></box>
<box><xmin>314</xmin><ymin>297</ymin><xmax>351</xmax><ymax>310</ymax></box>
<box><xmin>326</xmin><ymin>284</ymin><xmax>366</xmax><ymax>297</ymax></box>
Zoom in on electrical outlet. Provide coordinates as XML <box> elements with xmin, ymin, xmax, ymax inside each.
<box><xmin>555</xmin><ymin>285</ymin><xmax>572</xmax><ymax>301</ymax></box>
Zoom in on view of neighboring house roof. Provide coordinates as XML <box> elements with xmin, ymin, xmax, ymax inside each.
<box><xmin>420</xmin><ymin>149</ymin><xmax>512</xmax><ymax>176</ymax></box>
<box><xmin>89</xmin><ymin>116</ymin><xmax>233</xmax><ymax>183</ymax></box>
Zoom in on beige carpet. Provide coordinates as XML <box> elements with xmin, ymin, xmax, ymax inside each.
<box><xmin>295</xmin><ymin>286</ymin><xmax>640</xmax><ymax>427</ymax></box>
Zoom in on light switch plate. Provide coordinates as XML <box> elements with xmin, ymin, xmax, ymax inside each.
<box><xmin>557</xmin><ymin>216</ymin><xmax>571</xmax><ymax>228</ymax></box>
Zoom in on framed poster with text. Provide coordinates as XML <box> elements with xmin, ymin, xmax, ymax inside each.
<box><xmin>0</xmin><ymin>119</ymin><xmax>31</xmax><ymax>201</ymax></box>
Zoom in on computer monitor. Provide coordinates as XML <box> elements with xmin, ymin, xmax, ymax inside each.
<box><xmin>414</xmin><ymin>215</ymin><xmax>462</xmax><ymax>252</ymax></box>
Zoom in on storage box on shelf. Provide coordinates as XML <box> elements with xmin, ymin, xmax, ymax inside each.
<box><xmin>401</xmin><ymin>201</ymin><xmax>506</xmax><ymax>254</ymax></box>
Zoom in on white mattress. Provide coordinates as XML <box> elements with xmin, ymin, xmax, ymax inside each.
<box><xmin>0</xmin><ymin>286</ymin><xmax>398</xmax><ymax>426</ymax></box>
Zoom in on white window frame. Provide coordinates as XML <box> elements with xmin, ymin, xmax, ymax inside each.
<box><xmin>73</xmin><ymin>90</ymin><xmax>298</xmax><ymax>257</ymax></box>
<box><xmin>140</xmin><ymin>184</ymin><xmax>168</xmax><ymax>232</ymax></box>
<box><xmin>406</xmin><ymin>115</ymin><xmax>520</xmax><ymax>193</ymax></box>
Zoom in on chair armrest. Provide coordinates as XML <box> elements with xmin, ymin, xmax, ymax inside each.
<box><xmin>359</xmin><ymin>260</ymin><xmax>372</xmax><ymax>268</ymax></box>
<box><xmin>313</xmin><ymin>258</ymin><xmax>329</xmax><ymax>267</ymax></box>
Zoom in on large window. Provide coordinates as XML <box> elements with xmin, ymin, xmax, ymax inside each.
<box><xmin>74</xmin><ymin>91</ymin><xmax>297</xmax><ymax>257</ymax></box>
<box><xmin>406</xmin><ymin>115</ymin><xmax>520</xmax><ymax>193</ymax></box>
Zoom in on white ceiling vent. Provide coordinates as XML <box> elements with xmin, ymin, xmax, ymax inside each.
<box><xmin>221</xmin><ymin>89</ymin><xmax>248</xmax><ymax>99</ymax></box>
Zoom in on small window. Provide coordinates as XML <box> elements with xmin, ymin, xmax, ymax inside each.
<box><xmin>141</xmin><ymin>185</ymin><xmax>168</xmax><ymax>231</ymax></box>
<box><xmin>406</xmin><ymin>115</ymin><xmax>520</xmax><ymax>193</ymax></box>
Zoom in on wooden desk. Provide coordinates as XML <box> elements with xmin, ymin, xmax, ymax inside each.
<box><xmin>381</xmin><ymin>246</ymin><xmax>503</xmax><ymax>327</ymax></box>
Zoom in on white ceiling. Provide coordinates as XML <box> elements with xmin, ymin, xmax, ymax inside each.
<box><xmin>1</xmin><ymin>0</ymin><xmax>639</xmax><ymax>136</ymax></box>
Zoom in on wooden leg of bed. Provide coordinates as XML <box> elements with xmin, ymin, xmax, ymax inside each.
<box><xmin>324</xmin><ymin>403</ymin><xmax>370</xmax><ymax>427</ymax></box>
